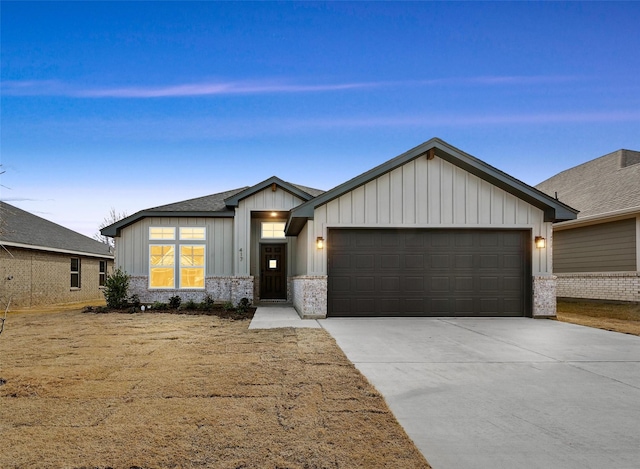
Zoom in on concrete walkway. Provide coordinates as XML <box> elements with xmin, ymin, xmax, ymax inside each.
<box><xmin>248</xmin><ymin>305</ymin><xmax>320</xmax><ymax>329</ymax></box>
<box><xmin>320</xmin><ymin>317</ymin><xmax>640</xmax><ymax>469</ymax></box>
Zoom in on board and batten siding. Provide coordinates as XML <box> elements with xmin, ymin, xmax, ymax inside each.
<box><xmin>554</xmin><ymin>218</ymin><xmax>637</xmax><ymax>273</ymax></box>
<box><xmin>307</xmin><ymin>156</ymin><xmax>551</xmax><ymax>275</ymax></box>
<box><xmin>234</xmin><ymin>187</ymin><xmax>308</xmax><ymax>275</ymax></box>
<box><xmin>115</xmin><ymin>217</ymin><xmax>234</xmax><ymax>276</ymax></box>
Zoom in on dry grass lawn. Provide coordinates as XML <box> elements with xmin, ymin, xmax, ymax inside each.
<box><xmin>0</xmin><ymin>309</ymin><xmax>431</xmax><ymax>469</ymax></box>
<box><xmin>556</xmin><ymin>300</ymin><xmax>640</xmax><ymax>336</ymax></box>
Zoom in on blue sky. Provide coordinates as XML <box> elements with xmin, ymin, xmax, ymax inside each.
<box><xmin>2</xmin><ymin>1</ymin><xmax>639</xmax><ymax>237</ymax></box>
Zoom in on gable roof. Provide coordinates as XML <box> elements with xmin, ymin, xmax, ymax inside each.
<box><xmin>101</xmin><ymin>178</ymin><xmax>324</xmax><ymax>237</ymax></box>
<box><xmin>535</xmin><ymin>149</ymin><xmax>640</xmax><ymax>219</ymax></box>
<box><xmin>286</xmin><ymin>137</ymin><xmax>579</xmax><ymax>234</ymax></box>
<box><xmin>0</xmin><ymin>202</ymin><xmax>113</xmax><ymax>258</ymax></box>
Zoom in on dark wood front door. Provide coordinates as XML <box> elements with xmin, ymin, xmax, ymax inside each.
<box><xmin>260</xmin><ymin>244</ymin><xmax>287</xmax><ymax>299</ymax></box>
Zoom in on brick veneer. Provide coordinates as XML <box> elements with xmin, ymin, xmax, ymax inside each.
<box><xmin>556</xmin><ymin>272</ymin><xmax>640</xmax><ymax>303</ymax></box>
<box><xmin>0</xmin><ymin>246</ymin><xmax>112</xmax><ymax>308</ymax></box>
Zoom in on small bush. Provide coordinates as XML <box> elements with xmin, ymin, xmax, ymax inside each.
<box><xmin>202</xmin><ymin>295</ymin><xmax>215</xmax><ymax>311</ymax></box>
<box><xmin>128</xmin><ymin>294</ymin><xmax>141</xmax><ymax>308</ymax></box>
<box><xmin>183</xmin><ymin>299</ymin><xmax>198</xmax><ymax>310</ymax></box>
<box><xmin>237</xmin><ymin>297</ymin><xmax>251</xmax><ymax>314</ymax></box>
<box><xmin>223</xmin><ymin>301</ymin><xmax>235</xmax><ymax>312</ymax></box>
<box><xmin>151</xmin><ymin>301</ymin><xmax>168</xmax><ymax>310</ymax></box>
<box><xmin>168</xmin><ymin>295</ymin><xmax>182</xmax><ymax>309</ymax></box>
<box><xmin>103</xmin><ymin>268</ymin><xmax>130</xmax><ymax>309</ymax></box>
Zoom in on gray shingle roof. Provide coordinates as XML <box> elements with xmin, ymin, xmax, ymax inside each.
<box><xmin>101</xmin><ymin>180</ymin><xmax>326</xmax><ymax>237</ymax></box>
<box><xmin>147</xmin><ymin>187</ymin><xmax>249</xmax><ymax>212</ymax></box>
<box><xmin>535</xmin><ymin>150</ymin><xmax>640</xmax><ymax>218</ymax></box>
<box><xmin>0</xmin><ymin>201</ymin><xmax>113</xmax><ymax>257</ymax></box>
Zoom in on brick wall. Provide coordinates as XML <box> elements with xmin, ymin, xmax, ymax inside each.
<box><xmin>556</xmin><ymin>272</ymin><xmax>640</xmax><ymax>303</ymax></box>
<box><xmin>0</xmin><ymin>246</ymin><xmax>113</xmax><ymax>309</ymax></box>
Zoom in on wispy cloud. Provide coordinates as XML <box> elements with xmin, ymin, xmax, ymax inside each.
<box><xmin>1</xmin><ymin>79</ymin><xmax>378</xmax><ymax>98</ymax></box>
<box><xmin>1</xmin><ymin>75</ymin><xmax>580</xmax><ymax>98</ymax></box>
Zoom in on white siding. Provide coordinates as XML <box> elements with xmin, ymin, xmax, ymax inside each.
<box><xmin>307</xmin><ymin>156</ymin><xmax>551</xmax><ymax>275</ymax></box>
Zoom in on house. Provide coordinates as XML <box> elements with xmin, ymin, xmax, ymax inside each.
<box><xmin>536</xmin><ymin>149</ymin><xmax>640</xmax><ymax>303</ymax></box>
<box><xmin>0</xmin><ymin>201</ymin><xmax>114</xmax><ymax>309</ymax></box>
<box><xmin>102</xmin><ymin>138</ymin><xmax>577</xmax><ymax>318</ymax></box>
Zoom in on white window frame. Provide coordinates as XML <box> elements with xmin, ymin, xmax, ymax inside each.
<box><xmin>261</xmin><ymin>221</ymin><xmax>286</xmax><ymax>239</ymax></box>
<box><xmin>179</xmin><ymin>227</ymin><xmax>206</xmax><ymax>240</ymax></box>
<box><xmin>71</xmin><ymin>257</ymin><xmax>81</xmax><ymax>289</ymax></box>
<box><xmin>149</xmin><ymin>244</ymin><xmax>176</xmax><ymax>289</ymax></box>
<box><xmin>179</xmin><ymin>244</ymin><xmax>206</xmax><ymax>289</ymax></box>
<box><xmin>149</xmin><ymin>227</ymin><xmax>176</xmax><ymax>240</ymax></box>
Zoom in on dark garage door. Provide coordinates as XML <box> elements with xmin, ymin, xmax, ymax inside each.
<box><xmin>327</xmin><ymin>229</ymin><xmax>531</xmax><ymax>317</ymax></box>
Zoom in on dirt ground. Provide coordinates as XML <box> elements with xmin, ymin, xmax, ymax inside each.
<box><xmin>0</xmin><ymin>309</ymin><xmax>431</xmax><ymax>469</ymax></box>
<box><xmin>556</xmin><ymin>300</ymin><xmax>640</xmax><ymax>336</ymax></box>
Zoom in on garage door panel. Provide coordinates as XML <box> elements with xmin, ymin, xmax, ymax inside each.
<box><xmin>328</xmin><ymin>229</ymin><xmax>530</xmax><ymax>317</ymax></box>
<box><xmin>380</xmin><ymin>276</ymin><xmax>400</xmax><ymax>292</ymax></box>
<box><xmin>380</xmin><ymin>254</ymin><xmax>400</xmax><ymax>269</ymax></box>
<box><xmin>405</xmin><ymin>254</ymin><xmax>425</xmax><ymax>269</ymax></box>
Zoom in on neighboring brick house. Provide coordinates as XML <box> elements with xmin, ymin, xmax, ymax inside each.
<box><xmin>536</xmin><ymin>149</ymin><xmax>640</xmax><ymax>302</ymax></box>
<box><xmin>0</xmin><ymin>202</ymin><xmax>114</xmax><ymax>309</ymax></box>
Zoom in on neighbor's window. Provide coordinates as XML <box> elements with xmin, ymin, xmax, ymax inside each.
<box><xmin>261</xmin><ymin>222</ymin><xmax>286</xmax><ymax>239</ymax></box>
<box><xmin>71</xmin><ymin>257</ymin><xmax>81</xmax><ymax>288</ymax></box>
<box><xmin>99</xmin><ymin>260</ymin><xmax>107</xmax><ymax>287</ymax></box>
<box><xmin>179</xmin><ymin>227</ymin><xmax>206</xmax><ymax>240</ymax></box>
<box><xmin>180</xmin><ymin>245</ymin><xmax>205</xmax><ymax>288</ymax></box>
<box><xmin>149</xmin><ymin>245</ymin><xmax>175</xmax><ymax>288</ymax></box>
<box><xmin>149</xmin><ymin>227</ymin><xmax>176</xmax><ymax>240</ymax></box>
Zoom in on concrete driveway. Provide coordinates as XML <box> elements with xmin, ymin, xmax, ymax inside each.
<box><xmin>320</xmin><ymin>318</ymin><xmax>640</xmax><ymax>469</ymax></box>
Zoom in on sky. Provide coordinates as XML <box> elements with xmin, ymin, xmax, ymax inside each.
<box><xmin>1</xmin><ymin>1</ymin><xmax>639</xmax><ymax>238</ymax></box>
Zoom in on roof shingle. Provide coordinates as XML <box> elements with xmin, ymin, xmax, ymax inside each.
<box><xmin>535</xmin><ymin>149</ymin><xmax>640</xmax><ymax>218</ymax></box>
<box><xmin>0</xmin><ymin>202</ymin><xmax>113</xmax><ymax>257</ymax></box>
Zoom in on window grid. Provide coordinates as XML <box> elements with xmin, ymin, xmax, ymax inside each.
<box><xmin>180</xmin><ymin>245</ymin><xmax>205</xmax><ymax>289</ymax></box>
<box><xmin>149</xmin><ymin>227</ymin><xmax>176</xmax><ymax>240</ymax></box>
<box><xmin>261</xmin><ymin>222</ymin><xmax>286</xmax><ymax>239</ymax></box>
<box><xmin>180</xmin><ymin>227</ymin><xmax>206</xmax><ymax>240</ymax></box>
<box><xmin>99</xmin><ymin>260</ymin><xmax>107</xmax><ymax>287</ymax></box>
<box><xmin>149</xmin><ymin>245</ymin><xmax>175</xmax><ymax>288</ymax></box>
<box><xmin>71</xmin><ymin>257</ymin><xmax>81</xmax><ymax>288</ymax></box>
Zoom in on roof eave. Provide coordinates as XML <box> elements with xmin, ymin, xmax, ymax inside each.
<box><xmin>224</xmin><ymin>176</ymin><xmax>316</xmax><ymax>208</ymax></box>
<box><xmin>1</xmin><ymin>241</ymin><xmax>114</xmax><ymax>259</ymax></box>
<box><xmin>289</xmin><ymin>137</ymin><xmax>579</xmax><ymax>223</ymax></box>
<box><xmin>101</xmin><ymin>210</ymin><xmax>235</xmax><ymax>237</ymax></box>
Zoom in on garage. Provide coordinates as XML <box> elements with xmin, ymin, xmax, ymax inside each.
<box><xmin>327</xmin><ymin>228</ymin><xmax>531</xmax><ymax>317</ymax></box>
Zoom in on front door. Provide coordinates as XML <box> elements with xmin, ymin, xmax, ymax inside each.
<box><xmin>260</xmin><ymin>244</ymin><xmax>287</xmax><ymax>299</ymax></box>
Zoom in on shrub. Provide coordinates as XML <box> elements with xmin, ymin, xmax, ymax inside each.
<box><xmin>237</xmin><ymin>297</ymin><xmax>251</xmax><ymax>314</ymax></box>
<box><xmin>168</xmin><ymin>295</ymin><xmax>182</xmax><ymax>309</ymax></box>
<box><xmin>128</xmin><ymin>294</ymin><xmax>141</xmax><ymax>308</ymax></box>
<box><xmin>151</xmin><ymin>301</ymin><xmax>168</xmax><ymax>310</ymax></box>
<box><xmin>183</xmin><ymin>299</ymin><xmax>198</xmax><ymax>310</ymax></box>
<box><xmin>103</xmin><ymin>268</ymin><xmax>130</xmax><ymax>309</ymax></box>
<box><xmin>223</xmin><ymin>301</ymin><xmax>235</xmax><ymax>312</ymax></box>
<box><xmin>202</xmin><ymin>294</ymin><xmax>215</xmax><ymax>311</ymax></box>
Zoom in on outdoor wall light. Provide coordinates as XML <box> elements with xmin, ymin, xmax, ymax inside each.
<box><xmin>535</xmin><ymin>236</ymin><xmax>546</xmax><ymax>249</ymax></box>
<box><xmin>316</xmin><ymin>236</ymin><xmax>325</xmax><ymax>249</ymax></box>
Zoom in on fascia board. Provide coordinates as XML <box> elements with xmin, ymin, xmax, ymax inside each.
<box><xmin>289</xmin><ymin>137</ymin><xmax>579</xmax><ymax>223</ymax></box>
<box><xmin>224</xmin><ymin>176</ymin><xmax>315</xmax><ymax>208</ymax></box>
<box><xmin>101</xmin><ymin>210</ymin><xmax>235</xmax><ymax>237</ymax></box>
<box><xmin>553</xmin><ymin>206</ymin><xmax>640</xmax><ymax>230</ymax></box>
<box><xmin>1</xmin><ymin>241</ymin><xmax>114</xmax><ymax>259</ymax></box>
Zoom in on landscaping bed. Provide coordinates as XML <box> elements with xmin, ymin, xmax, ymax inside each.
<box><xmin>0</xmin><ymin>309</ymin><xmax>431</xmax><ymax>468</ymax></box>
<box><xmin>556</xmin><ymin>299</ymin><xmax>640</xmax><ymax>336</ymax></box>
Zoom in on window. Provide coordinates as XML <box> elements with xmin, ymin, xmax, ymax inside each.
<box><xmin>180</xmin><ymin>245</ymin><xmax>205</xmax><ymax>288</ymax></box>
<box><xmin>150</xmin><ymin>227</ymin><xmax>176</xmax><ymax>240</ymax></box>
<box><xmin>180</xmin><ymin>227</ymin><xmax>206</xmax><ymax>240</ymax></box>
<box><xmin>150</xmin><ymin>245</ymin><xmax>175</xmax><ymax>288</ymax></box>
<box><xmin>261</xmin><ymin>222</ymin><xmax>286</xmax><ymax>239</ymax></box>
<box><xmin>71</xmin><ymin>258</ymin><xmax>81</xmax><ymax>288</ymax></box>
<box><xmin>99</xmin><ymin>260</ymin><xmax>107</xmax><ymax>286</ymax></box>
